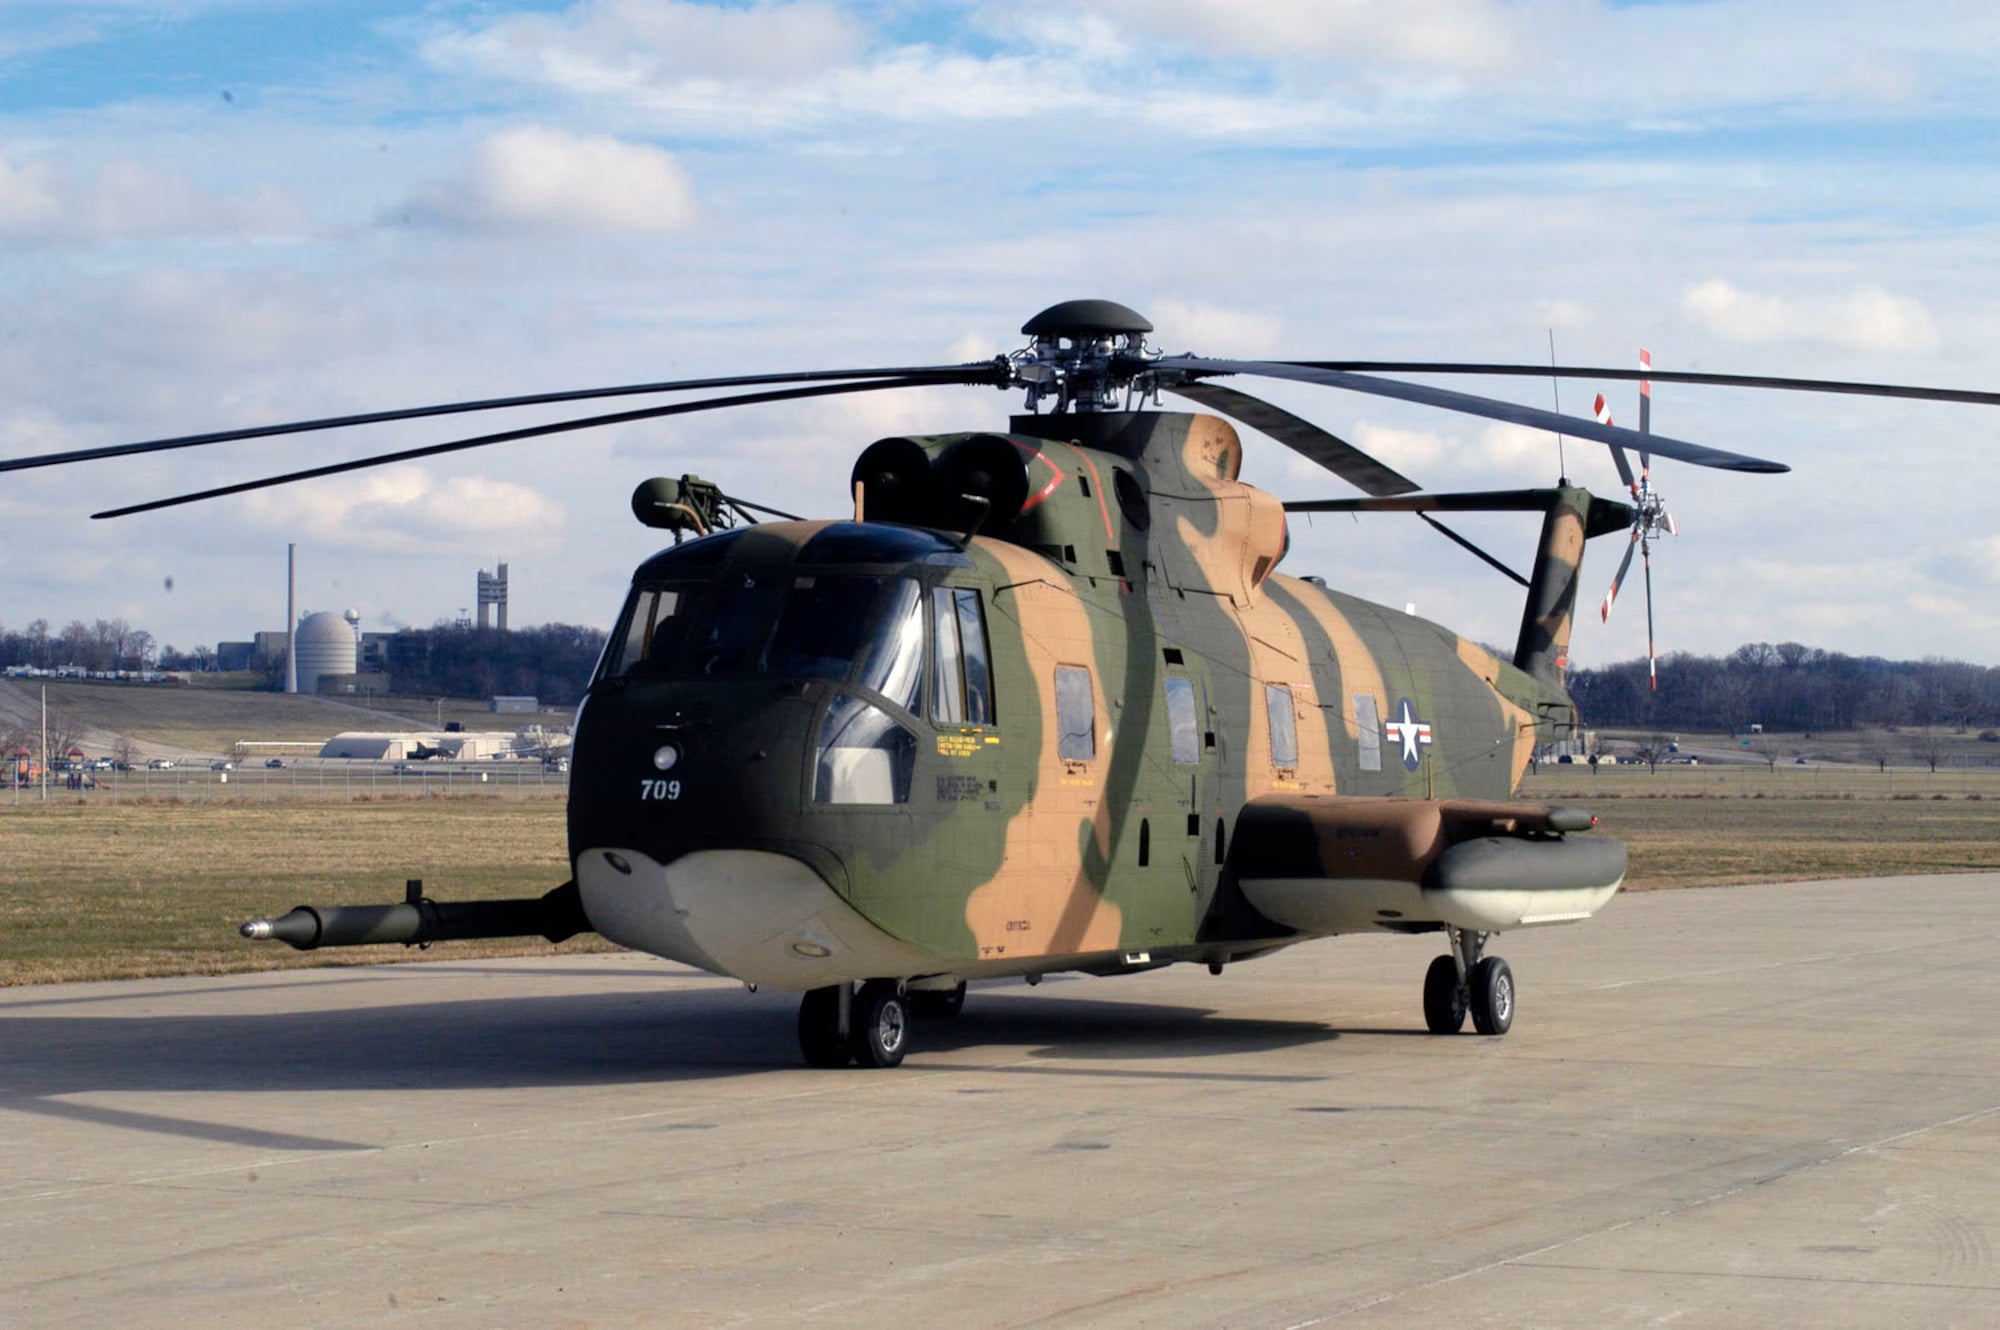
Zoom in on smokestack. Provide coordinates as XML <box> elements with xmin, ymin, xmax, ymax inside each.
<box><xmin>285</xmin><ymin>543</ymin><xmax>298</xmax><ymax>694</ymax></box>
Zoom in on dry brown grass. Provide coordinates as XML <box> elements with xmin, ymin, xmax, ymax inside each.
<box><xmin>0</xmin><ymin>796</ymin><xmax>615</xmax><ymax>985</ymax></box>
<box><xmin>1519</xmin><ymin>767</ymin><xmax>2000</xmax><ymax>889</ymax></box>
<box><xmin>5</xmin><ymin>768</ymin><xmax>1997</xmax><ymax>986</ymax></box>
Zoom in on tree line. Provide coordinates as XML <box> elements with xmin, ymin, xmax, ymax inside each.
<box><xmin>1570</xmin><ymin>642</ymin><xmax>2000</xmax><ymax>734</ymax></box>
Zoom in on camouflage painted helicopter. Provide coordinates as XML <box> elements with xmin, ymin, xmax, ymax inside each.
<box><xmin>13</xmin><ymin>298</ymin><xmax>1995</xmax><ymax>1068</ymax></box>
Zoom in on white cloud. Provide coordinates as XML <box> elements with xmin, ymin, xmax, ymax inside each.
<box><xmin>1072</xmin><ymin>0</ymin><xmax>1517</xmax><ymax>75</ymax></box>
<box><xmin>424</xmin><ymin>0</ymin><xmax>867</xmax><ymax>89</ymax></box>
<box><xmin>0</xmin><ymin>149</ymin><xmax>301</xmax><ymax>243</ymax></box>
<box><xmin>1149</xmin><ymin>300</ymin><xmax>1284</xmax><ymax>357</ymax></box>
<box><xmin>400</xmin><ymin>126</ymin><xmax>696</xmax><ymax>235</ymax></box>
<box><xmin>1681</xmin><ymin>279</ymin><xmax>1940</xmax><ymax>353</ymax></box>
<box><xmin>1351</xmin><ymin>421</ymin><xmax>1447</xmax><ymax>471</ymax></box>
<box><xmin>239</xmin><ymin>468</ymin><xmax>565</xmax><ymax>551</ymax></box>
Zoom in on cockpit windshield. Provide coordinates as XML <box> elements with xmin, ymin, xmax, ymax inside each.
<box><xmin>600</xmin><ymin>571</ymin><xmax>926</xmax><ymax>710</ymax></box>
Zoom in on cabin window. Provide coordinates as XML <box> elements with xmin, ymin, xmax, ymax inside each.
<box><xmin>1266</xmin><ymin>684</ymin><xmax>1298</xmax><ymax>769</ymax></box>
<box><xmin>1055</xmin><ymin>665</ymin><xmax>1095</xmax><ymax>762</ymax></box>
<box><xmin>1354</xmin><ymin>693</ymin><xmax>1383</xmax><ymax>772</ymax></box>
<box><xmin>813</xmin><ymin>692</ymin><xmax>916</xmax><ymax>805</ymax></box>
<box><xmin>1164</xmin><ymin>678</ymin><xmax>1200</xmax><ymax>764</ymax></box>
<box><xmin>930</xmin><ymin>587</ymin><xmax>995</xmax><ymax>725</ymax></box>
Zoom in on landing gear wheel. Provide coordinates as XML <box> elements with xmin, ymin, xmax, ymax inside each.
<box><xmin>849</xmin><ymin>980</ymin><xmax>910</xmax><ymax>1069</ymax></box>
<box><xmin>1422</xmin><ymin>954</ymin><xmax>1467</xmax><ymax>1034</ymax></box>
<box><xmin>911</xmin><ymin>982</ymin><xmax>966</xmax><ymax>1019</ymax></box>
<box><xmin>1470</xmin><ymin>956</ymin><xmax>1514</xmax><ymax>1036</ymax></box>
<box><xmin>797</xmin><ymin>986</ymin><xmax>852</xmax><ymax>1068</ymax></box>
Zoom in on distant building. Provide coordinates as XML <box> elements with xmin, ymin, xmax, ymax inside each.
<box><xmin>319</xmin><ymin>730</ymin><xmax>528</xmax><ymax>760</ymax></box>
<box><xmin>491</xmin><ymin>696</ymin><xmax>539</xmax><ymax>714</ymax></box>
<box><xmin>477</xmin><ymin>562</ymin><xmax>509</xmax><ymax>631</ymax></box>
<box><xmin>292</xmin><ymin>611</ymin><xmax>357</xmax><ymax>694</ymax></box>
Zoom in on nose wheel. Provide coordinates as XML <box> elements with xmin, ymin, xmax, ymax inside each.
<box><xmin>1423</xmin><ymin>929</ymin><xmax>1513</xmax><ymax>1036</ymax></box>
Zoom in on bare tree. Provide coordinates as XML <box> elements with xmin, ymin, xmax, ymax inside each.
<box><xmin>1630</xmin><ymin>733</ymin><xmax>1675</xmax><ymax>774</ymax></box>
<box><xmin>1914</xmin><ymin>726</ymin><xmax>1947</xmax><ymax>774</ymax></box>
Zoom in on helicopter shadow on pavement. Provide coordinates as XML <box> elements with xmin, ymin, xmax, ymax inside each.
<box><xmin>0</xmin><ymin>971</ymin><xmax>1423</xmax><ymax>1148</ymax></box>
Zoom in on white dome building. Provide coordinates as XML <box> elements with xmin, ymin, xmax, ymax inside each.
<box><xmin>293</xmin><ymin>610</ymin><xmax>358</xmax><ymax>694</ymax></box>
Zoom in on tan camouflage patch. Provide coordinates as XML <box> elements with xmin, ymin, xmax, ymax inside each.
<box><xmin>964</xmin><ymin>539</ymin><xmax>1123</xmax><ymax>959</ymax></box>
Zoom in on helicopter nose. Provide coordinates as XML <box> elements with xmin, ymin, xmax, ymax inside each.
<box><xmin>575</xmin><ymin>846</ymin><xmax>931</xmax><ymax>989</ymax></box>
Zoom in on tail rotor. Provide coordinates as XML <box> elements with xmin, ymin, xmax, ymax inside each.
<box><xmin>1596</xmin><ymin>350</ymin><xmax>1677</xmax><ymax>691</ymax></box>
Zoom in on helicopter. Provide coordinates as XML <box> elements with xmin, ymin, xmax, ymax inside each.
<box><xmin>10</xmin><ymin>298</ymin><xmax>1996</xmax><ymax>1069</ymax></box>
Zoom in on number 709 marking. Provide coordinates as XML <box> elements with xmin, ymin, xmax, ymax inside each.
<box><xmin>639</xmin><ymin>779</ymin><xmax>682</xmax><ymax>801</ymax></box>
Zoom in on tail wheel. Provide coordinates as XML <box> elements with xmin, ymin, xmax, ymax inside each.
<box><xmin>1470</xmin><ymin>956</ymin><xmax>1514</xmax><ymax>1036</ymax></box>
<box><xmin>1422</xmin><ymin>954</ymin><xmax>1468</xmax><ymax>1034</ymax></box>
<box><xmin>849</xmin><ymin>980</ymin><xmax>910</xmax><ymax>1069</ymax></box>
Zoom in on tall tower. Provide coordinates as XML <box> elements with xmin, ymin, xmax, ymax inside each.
<box><xmin>476</xmin><ymin>562</ymin><xmax>509</xmax><ymax>631</ymax></box>
<box><xmin>285</xmin><ymin>543</ymin><xmax>299</xmax><ymax>694</ymax></box>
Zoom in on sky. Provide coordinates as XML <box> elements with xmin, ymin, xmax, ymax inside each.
<box><xmin>4</xmin><ymin>0</ymin><xmax>2000</xmax><ymax>670</ymax></box>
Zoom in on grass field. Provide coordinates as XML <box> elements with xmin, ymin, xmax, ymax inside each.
<box><xmin>1520</xmin><ymin>766</ymin><xmax>2000</xmax><ymax>889</ymax></box>
<box><xmin>0</xmin><ymin>796</ymin><xmax>609</xmax><ymax>985</ymax></box>
<box><xmin>3</xmin><ymin>766</ymin><xmax>1997</xmax><ymax>986</ymax></box>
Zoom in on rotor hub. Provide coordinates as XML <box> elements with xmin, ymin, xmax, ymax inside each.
<box><xmin>1009</xmin><ymin>299</ymin><xmax>1164</xmax><ymax>414</ymax></box>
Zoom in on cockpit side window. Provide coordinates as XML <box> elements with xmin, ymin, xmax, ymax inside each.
<box><xmin>930</xmin><ymin>586</ymin><xmax>995</xmax><ymax>725</ymax></box>
<box><xmin>856</xmin><ymin>578</ymin><xmax>925</xmax><ymax>713</ymax></box>
<box><xmin>602</xmin><ymin>581</ymin><xmax>710</xmax><ymax>679</ymax></box>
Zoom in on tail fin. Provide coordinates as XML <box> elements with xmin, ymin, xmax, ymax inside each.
<box><xmin>1511</xmin><ymin>483</ymin><xmax>1632</xmax><ymax>689</ymax></box>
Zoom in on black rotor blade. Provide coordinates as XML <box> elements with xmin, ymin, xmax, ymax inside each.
<box><xmin>4</xmin><ymin>362</ymin><xmax>1004</xmax><ymax>475</ymax></box>
<box><xmin>1162</xmin><ymin>381</ymin><xmax>1419</xmax><ymax>496</ymax></box>
<box><xmin>1158</xmin><ymin>357</ymin><xmax>1788</xmax><ymax>475</ymax></box>
<box><xmin>1291</xmin><ymin>361</ymin><xmax>2000</xmax><ymax>408</ymax></box>
<box><xmin>1601</xmin><ymin>534</ymin><xmax>1638</xmax><ymax>623</ymax></box>
<box><xmin>1416</xmin><ymin>512</ymin><xmax>1529</xmax><ymax>587</ymax></box>
<box><xmin>91</xmin><ymin>377</ymin><xmax>940</xmax><ymax>520</ymax></box>
<box><xmin>1285</xmin><ymin>489</ymin><xmax>1574</xmax><ymax>515</ymax></box>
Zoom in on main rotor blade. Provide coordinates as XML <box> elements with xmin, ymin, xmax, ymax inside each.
<box><xmin>1162</xmin><ymin>380</ymin><xmax>1419</xmax><ymax>496</ymax></box>
<box><xmin>1292</xmin><ymin>360</ymin><xmax>2000</xmax><ymax>408</ymax></box>
<box><xmin>91</xmin><ymin>377</ymin><xmax>941</xmax><ymax>520</ymax></box>
<box><xmin>1284</xmin><ymin>489</ymin><xmax>1568</xmax><ymax>515</ymax></box>
<box><xmin>4</xmin><ymin>362</ymin><xmax>1003</xmax><ymax>475</ymax></box>
<box><xmin>1158</xmin><ymin>357</ymin><xmax>1788</xmax><ymax>475</ymax></box>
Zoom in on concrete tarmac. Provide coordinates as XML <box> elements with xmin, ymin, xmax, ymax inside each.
<box><xmin>4</xmin><ymin>873</ymin><xmax>1999</xmax><ymax>1328</ymax></box>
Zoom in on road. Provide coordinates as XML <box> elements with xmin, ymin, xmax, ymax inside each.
<box><xmin>4</xmin><ymin>873</ymin><xmax>1998</xmax><ymax>1327</ymax></box>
